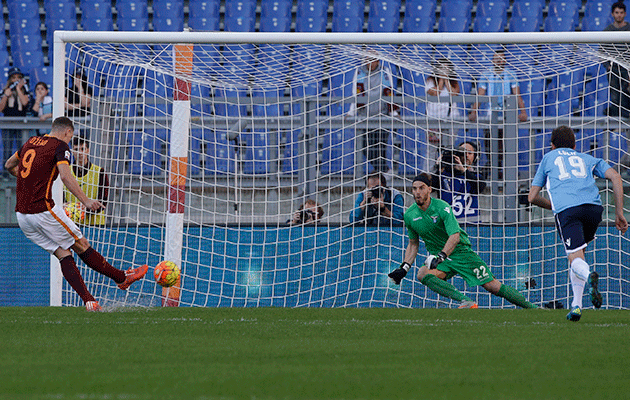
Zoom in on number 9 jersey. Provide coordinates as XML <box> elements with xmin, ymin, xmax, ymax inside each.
<box><xmin>531</xmin><ymin>148</ymin><xmax>612</xmax><ymax>214</ymax></box>
<box><xmin>14</xmin><ymin>135</ymin><xmax>71</xmax><ymax>214</ymax></box>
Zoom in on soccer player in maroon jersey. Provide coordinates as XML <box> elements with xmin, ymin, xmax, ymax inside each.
<box><xmin>4</xmin><ymin>116</ymin><xmax>148</xmax><ymax>311</ymax></box>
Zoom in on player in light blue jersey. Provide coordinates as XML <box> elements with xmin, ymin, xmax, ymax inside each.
<box><xmin>528</xmin><ymin>126</ymin><xmax>628</xmax><ymax>321</ymax></box>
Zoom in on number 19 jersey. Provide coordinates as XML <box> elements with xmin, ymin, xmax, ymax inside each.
<box><xmin>532</xmin><ymin>148</ymin><xmax>611</xmax><ymax>214</ymax></box>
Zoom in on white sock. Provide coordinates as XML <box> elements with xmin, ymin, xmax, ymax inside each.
<box><xmin>570</xmin><ymin>258</ymin><xmax>590</xmax><ymax>308</ymax></box>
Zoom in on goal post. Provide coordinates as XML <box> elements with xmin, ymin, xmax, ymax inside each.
<box><xmin>52</xmin><ymin>31</ymin><xmax>630</xmax><ymax>309</ymax></box>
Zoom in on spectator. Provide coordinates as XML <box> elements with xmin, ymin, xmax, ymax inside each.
<box><xmin>350</xmin><ymin>172</ymin><xmax>404</xmax><ymax>227</ymax></box>
<box><xmin>431</xmin><ymin>141</ymin><xmax>487</xmax><ymax>222</ymax></box>
<box><xmin>348</xmin><ymin>54</ymin><xmax>398</xmax><ymax>173</ymax></box>
<box><xmin>426</xmin><ymin>57</ymin><xmax>462</xmax><ymax>165</ymax></box>
<box><xmin>287</xmin><ymin>199</ymin><xmax>324</xmax><ymax>225</ymax></box>
<box><xmin>0</xmin><ymin>67</ymin><xmax>31</xmax><ymax>172</ymax></box>
<box><xmin>31</xmin><ymin>82</ymin><xmax>53</xmax><ymax>136</ymax></box>
<box><xmin>65</xmin><ymin>69</ymin><xmax>92</xmax><ymax>117</ymax></box>
<box><xmin>64</xmin><ymin>137</ymin><xmax>109</xmax><ymax>226</ymax></box>
<box><xmin>469</xmin><ymin>50</ymin><xmax>527</xmax><ymax>122</ymax></box>
<box><xmin>603</xmin><ymin>1</ymin><xmax>630</xmax><ymax>118</ymax></box>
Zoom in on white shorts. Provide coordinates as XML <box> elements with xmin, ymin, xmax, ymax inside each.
<box><xmin>17</xmin><ymin>204</ymin><xmax>83</xmax><ymax>254</ymax></box>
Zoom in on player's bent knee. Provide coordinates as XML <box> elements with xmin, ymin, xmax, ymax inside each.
<box><xmin>54</xmin><ymin>247</ymin><xmax>72</xmax><ymax>260</ymax></box>
<box><xmin>71</xmin><ymin>237</ymin><xmax>91</xmax><ymax>254</ymax></box>
<box><xmin>570</xmin><ymin>258</ymin><xmax>589</xmax><ymax>281</ymax></box>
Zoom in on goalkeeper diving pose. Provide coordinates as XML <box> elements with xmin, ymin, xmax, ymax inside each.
<box><xmin>388</xmin><ymin>174</ymin><xmax>537</xmax><ymax>309</ymax></box>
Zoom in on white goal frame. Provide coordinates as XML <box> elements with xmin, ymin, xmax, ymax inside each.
<box><xmin>51</xmin><ymin>31</ymin><xmax>630</xmax><ymax>308</ymax></box>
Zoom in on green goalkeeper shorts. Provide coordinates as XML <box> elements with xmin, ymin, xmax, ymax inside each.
<box><xmin>436</xmin><ymin>247</ymin><xmax>495</xmax><ymax>287</ymax></box>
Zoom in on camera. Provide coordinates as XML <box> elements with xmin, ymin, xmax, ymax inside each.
<box><xmin>441</xmin><ymin>148</ymin><xmax>465</xmax><ymax>166</ymax></box>
<box><xmin>7</xmin><ymin>81</ymin><xmax>18</xmax><ymax>90</ymax></box>
<box><xmin>297</xmin><ymin>210</ymin><xmax>314</xmax><ymax>224</ymax></box>
<box><xmin>370</xmin><ymin>186</ymin><xmax>386</xmax><ymax>199</ymax></box>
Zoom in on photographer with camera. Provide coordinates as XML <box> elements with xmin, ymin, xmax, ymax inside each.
<box><xmin>1</xmin><ymin>67</ymin><xmax>32</xmax><ymax>175</ymax></box>
<box><xmin>350</xmin><ymin>173</ymin><xmax>404</xmax><ymax>227</ymax></box>
<box><xmin>432</xmin><ymin>141</ymin><xmax>487</xmax><ymax>222</ymax></box>
<box><xmin>288</xmin><ymin>199</ymin><xmax>324</xmax><ymax>226</ymax></box>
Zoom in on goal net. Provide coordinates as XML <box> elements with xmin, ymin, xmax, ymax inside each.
<box><xmin>52</xmin><ymin>31</ymin><xmax>630</xmax><ymax>309</ymax></box>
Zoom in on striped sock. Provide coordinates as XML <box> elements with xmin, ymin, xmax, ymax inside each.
<box><xmin>421</xmin><ymin>274</ymin><xmax>470</xmax><ymax>302</ymax></box>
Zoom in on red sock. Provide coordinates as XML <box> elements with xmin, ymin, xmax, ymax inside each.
<box><xmin>60</xmin><ymin>256</ymin><xmax>95</xmax><ymax>304</ymax></box>
<box><xmin>78</xmin><ymin>247</ymin><xmax>126</xmax><ymax>284</ymax></box>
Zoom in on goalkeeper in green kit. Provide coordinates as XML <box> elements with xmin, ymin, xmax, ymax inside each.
<box><xmin>388</xmin><ymin>174</ymin><xmax>537</xmax><ymax>309</ymax></box>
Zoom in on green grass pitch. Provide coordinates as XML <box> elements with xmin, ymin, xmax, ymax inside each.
<box><xmin>2</xmin><ymin>307</ymin><xmax>629</xmax><ymax>400</ymax></box>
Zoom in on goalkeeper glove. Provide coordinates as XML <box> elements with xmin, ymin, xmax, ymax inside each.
<box><xmin>388</xmin><ymin>262</ymin><xmax>411</xmax><ymax>285</ymax></box>
<box><xmin>425</xmin><ymin>252</ymin><xmax>447</xmax><ymax>269</ymax></box>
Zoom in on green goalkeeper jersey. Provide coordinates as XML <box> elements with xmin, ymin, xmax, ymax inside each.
<box><xmin>404</xmin><ymin>197</ymin><xmax>472</xmax><ymax>255</ymax></box>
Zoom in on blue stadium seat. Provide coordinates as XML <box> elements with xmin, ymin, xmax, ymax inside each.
<box><xmin>327</xmin><ymin>70</ymin><xmax>355</xmax><ymax>116</ymax></box>
<box><xmin>332</xmin><ymin>0</ymin><xmax>365</xmax><ymax>32</ymax></box>
<box><xmin>511</xmin><ymin>0</ymin><xmax>544</xmax><ymax>17</ymax></box>
<box><xmin>399</xmin><ymin>67</ymin><xmax>427</xmax><ymax>115</ymax></box>
<box><xmin>440</xmin><ymin>0</ymin><xmax>473</xmax><ymax>16</ymax></box>
<box><xmin>544</xmin><ymin>71</ymin><xmax>574</xmax><ymax>117</ymax></box>
<box><xmin>604</xmin><ymin>130</ymin><xmax>628</xmax><ymax>166</ymax></box>
<box><xmin>403</xmin><ymin>0</ymin><xmax>436</xmax><ymax>32</ymax></box>
<box><xmin>547</xmin><ymin>1</ymin><xmax>580</xmax><ymax>29</ymax></box>
<box><xmin>188</xmin><ymin>0</ymin><xmax>220</xmax><ymax>19</ymax></box>
<box><xmin>127</xmin><ymin>131</ymin><xmax>163</xmax><ymax>175</ymax></box>
<box><xmin>142</xmin><ymin>69</ymin><xmax>173</xmax><ymax>116</ymax></box>
<box><xmin>81</xmin><ymin>1</ymin><xmax>113</xmax><ymax>30</ymax></box>
<box><xmin>44</xmin><ymin>1</ymin><xmax>75</xmax><ymax>20</ymax></box>
<box><xmin>438</xmin><ymin>15</ymin><xmax>471</xmax><ymax>32</ymax></box>
<box><xmin>188</xmin><ymin>15</ymin><xmax>219</xmax><ymax>31</ymax></box>
<box><xmin>45</xmin><ymin>4</ymin><xmax>77</xmax><ymax>48</ymax></box>
<box><xmin>221</xmin><ymin>44</ymin><xmax>256</xmax><ymax>80</ymax></box>
<box><xmin>252</xmin><ymin>86</ymin><xmax>285</xmax><ymax>118</ymax></box>
<box><xmin>468</xmin><ymin>44</ymin><xmax>501</xmax><ymax>73</ymax></box>
<box><xmin>214</xmin><ymin>88</ymin><xmax>247</xmax><ymax>117</ymax></box>
<box><xmin>202</xmin><ymin>130</ymin><xmax>237</xmax><ymax>175</ymax></box>
<box><xmin>256</xmin><ymin>44</ymin><xmax>291</xmax><ymax>79</ymax></box>
<box><xmin>224</xmin><ymin>0</ymin><xmax>256</xmax><ymax>32</ymax></box>
<box><xmin>8</xmin><ymin>1</ymin><xmax>39</xmax><ymax>21</ymax></box>
<box><xmin>190</xmin><ymin>82</ymin><xmax>212</xmax><ymax>115</ymax></box>
<box><xmin>296</xmin><ymin>0</ymin><xmax>328</xmax><ymax>32</ymax></box>
<box><xmin>82</xmin><ymin>15</ymin><xmax>114</xmax><ymax>31</ymax></box>
<box><xmin>12</xmin><ymin>47</ymin><xmax>44</xmax><ymax>72</ymax></box>
<box><xmin>476</xmin><ymin>0</ymin><xmax>508</xmax><ymax>18</ymax></box>
<box><xmin>104</xmin><ymin>65</ymin><xmax>142</xmax><ymax>116</ymax></box>
<box><xmin>193</xmin><ymin>44</ymin><xmax>221</xmax><ymax>74</ymax></box>
<box><xmin>544</xmin><ymin>15</ymin><xmax>577</xmax><ymax>32</ymax></box>
<box><xmin>509</xmin><ymin>15</ymin><xmax>541</xmax><ymax>32</ymax></box>
<box><xmin>582</xmin><ymin>17</ymin><xmax>610</xmax><ymax>31</ymax></box>
<box><xmin>152</xmin><ymin>0</ymin><xmax>184</xmax><ymax>32</ymax></box>
<box><xmin>29</xmin><ymin>65</ymin><xmax>53</xmax><ymax>90</ymax></box>
<box><xmin>260</xmin><ymin>1</ymin><xmax>292</xmax><ymax>33</ymax></box>
<box><xmin>582</xmin><ymin>65</ymin><xmax>609</xmax><ymax>116</ymax></box>
<box><xmin>81</xmin><ymin>53</ymin><xmax>107</xmax><ymax>97</ymax></box>
<box><xmin>242</xmin><ymin>131</ymin><xmax>271</xmax><ymax>174</ymax></box>
<box><xmin>398</xmin><ymin>128</ymin><xmax>429</xmax><ymax>175</ymax></box>
<box><xmin>519</xmin><ymin>75</ymin><xmax>546</xmax><ymax>117</ymax></box>
<box><xmin>320</xmin><ymin>128</ymin><xmax>355</xmax><ymax>175</ymax></box>
<box><xmin>116</xmin><ymin>1</ymin><xmax>149</xmax><ymax>31</ymax></box>
<box><xmin>474</xmin><ymin>15</ymin><xmax>505</xmax><ymax>32</ymax></box>
<box><xmin>281</xmin><ymin>130</ymin><xmax>301</xmax><ymax>174</ymax></box>
<box><xmin>368</xmin><ymin>0</ymin><xmax>401</xmax><ymax>32</ymax></box>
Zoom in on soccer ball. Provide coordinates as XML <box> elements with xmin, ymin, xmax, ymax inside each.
<box><xmin>64</xmin><ymin>202</ymin><xmax>85</xmax><ymax>224</ymax></box>
<box><xmin>154</xmin><ymin>261</ymin><xmax>180</xmax><ymax>287</ymax></box>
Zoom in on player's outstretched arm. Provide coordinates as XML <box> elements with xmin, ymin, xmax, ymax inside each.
<box><xmin>527</xmin><ymin>185</ymin><xmax>551</xmax><ymax>210</ymax></box>
<box><xmin>605</xmin><ymin>168</ymin><xmax>628</xmax><ymax>233</ymax></box>
<box><xmin>58</xmin><ymin>163</ymin><xmax>104</xmax><ymax>212</ymax></box>
<box><xmin>388</xmin><ymin>238</ymin><xmax>420</xmax><ymax>284</ymax></box>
